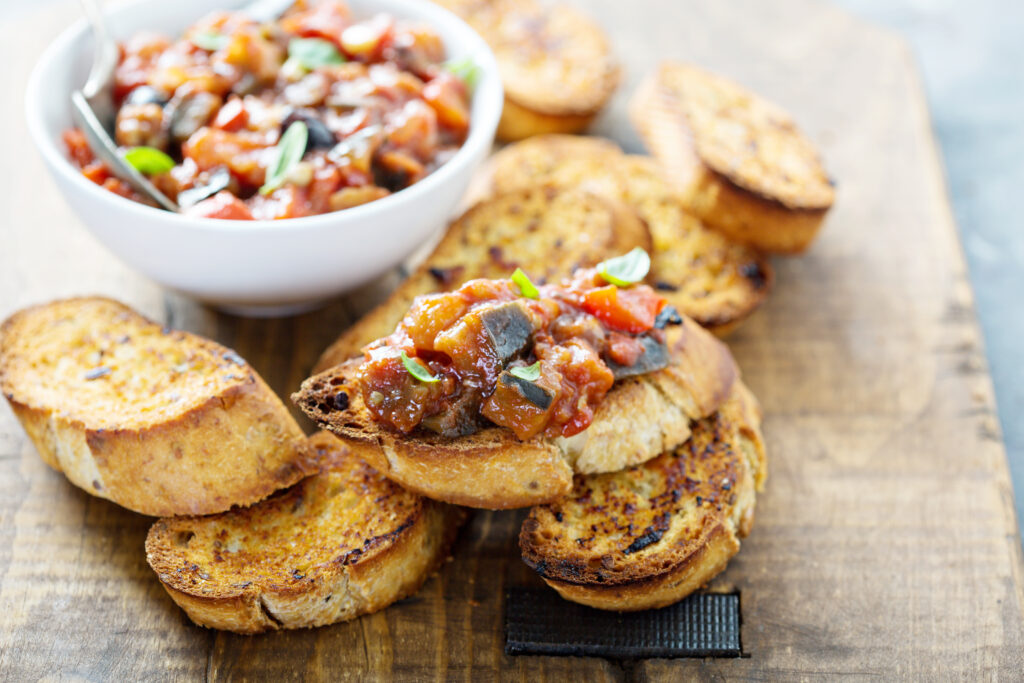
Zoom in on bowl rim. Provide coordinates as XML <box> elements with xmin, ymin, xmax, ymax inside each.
<box><xmin>24</xmin><ymin>0</ymin><xmax>503</xmax><ymax>235</ymax></box>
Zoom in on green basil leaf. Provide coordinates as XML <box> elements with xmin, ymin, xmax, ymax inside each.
<box><xmin>288</xmin><ymin>37</ymin><xmax>346</xmax><ymax>70</ymax></box>
<box><xmin>511</xmin><ymin>268</ymin><xmax>539</xmax><ymax>299</ymax></box>
<box><xmin>259</xmin><ymin>121</ymin><xmax>309</xmax><ymax>196</ymax></box>
<box><xmin>598</xmin><ymin>247</ymin><xmax>651</xmax><ymax>287</ymax></box>
<box><xmin>191</xmin><ymin>31</ymin><xmax>230</xmax><ymax>51</ymax></box>
<box><xmin>509</xmin><ymin>361</ymin><xmax>541</xmax><ymax>382</ymax></box>
<box><xmin>123</xmin><ymin>146</ymin><xmax>175</xmax><ymax>175</ymax></box>
<box><xmin>444</xmin><ymin>56</ymin><xmax>480</xmax><ymax>89</ymax></box>
<box><xmin>401</xmin><ymin>351</ymin><xmax>439</xmax><ymax>383</ymax></box>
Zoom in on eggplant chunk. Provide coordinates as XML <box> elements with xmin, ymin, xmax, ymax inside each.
<box><xmin>282</xmin><ymin>109</ymin><xmax>336</xmax><ymax>150</ymax></box>
<box><xmin>420</xmin><ymin>388</ymin><xmax>483</xmax><ymax>437</ymax></box>
<box><xmin>167</xmin><ymin>91</ymin><xmax>222</xmax><ymax>145</ymax></box>
<box><xmin>654</xmin><ymin>305</ymin><xmax>683</xmax><ymax>329</ymax></box>
<box><xmin>176</xmin><ymin>167</ymin><xmax>232</xmax><ymax>208</ymax></box>
<box><xmin>481</xmin><ymin>370</ymin><xmax>557</xmax><ymax>438</ymax></box>
<box><xmin>499</xmin><ymin>372</ymin><xmax>554</xmax><ymax>410</ymax></box>
<box><xmin>607</xmin><ymin>335</ymin><xmax>669</xmax><ymax>380</ymax></box>
<box><xmin>480</xmin><ymin>301</ymin><xmax>534</xmax><ymax>365</ymax></box>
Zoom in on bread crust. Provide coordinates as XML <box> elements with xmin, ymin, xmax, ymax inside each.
<box><xmin>295</xmin><ymin>318</ymin><xmax>737</xmax><ymax>509</ymax></box>
<box><xmin>434</xmin><ymin>0</ymin><xmax>618</xmax><ymax>141</ymax></box>
<box><xmin>146</xmin><ymin>433</ymin><xmax>466</xmax><ymax>633</ymax></box>
<box><xmin>496</xmin><ymin>96</ymin><xmax>597</xmax><ymax>142</ymax></box>
<box><xmin>0</xmin><ymin>297</ymin><xmax>309</xmax><ymax>516</ymax></box>
<box><xmin>631</xmin><ymin>63</ymin><xmax>834</xmax><ymax>253</ymax></box>
<box><xmin>315</xmin><ymin>186</ymin><xmax>651</xmax><ymax>371</ymax></box>
<box><xmin>472</xmin><ymin>135</ymin><xmax>774</xmax><ymax>334</ymax></box>
<box><xmin>519</xmin><ymin>381</ymin><xmax>766</xmax><ymax>611</ymax></box>
<box><xmin>682</xmin><ymin>164</ymin><xmax>829</xmax><ymax>254</ymax></box>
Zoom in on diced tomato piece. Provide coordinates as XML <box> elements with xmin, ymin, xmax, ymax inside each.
<box><xmin>393</xmin><ymin>24</ymin><xmax>445</xmax><ymax>64</ymax></box>
<box><xmin>182</xmin><ymin>127</ymin><xmax>271</xmax><ymax>188</ymax></box>
<box><xmin>377</xmin><ymin>150</ymin><xmax>424</xmax><ymax>183</ymax></box>
<box><xmin>114</xmin><ymin>32</ymin><xmax>172</xmax><ymax>100</ymax></box>
<box><xmin>581</xmin><ymin>286</ymin><xmax>663</xmax><ymax>334</ymax></box>
<box><xmin>185</xmin><ymin>191</ymin><xmax>254</xmax><ymax>220</ymax></box>
<box><xmin>307</xmin><ymin>162</ymin><xmax>343</xmax><ymax>214</ymax></box>
<box><xmin>249</xmin><ymin>185</ymin><xmax>312</xmax><ymax>220</ymax></box>
<box><xmin>341</xmin><ymin>15</ymin><xmax>394</xmax><ymax>60</ymax></box>
<box><xmin>101</xmin><ymin>177</ymin><xmax>139</xmax><ymax>201</ymax></box>
<box><xmin>606</xmin><ymin>332</ymin><xmax>645</xmax><ymax>367</ymax></box>
<box><xmin>384</xmin><ymin>99</ymin><xmax>437</xmax><ymax>160</ymax></box>
<box><xmin>213</xmin><ymin>98</ymin><xmax>248</xmax><ymax>132</ymax></box>
<box><xmin>423</xmin><ymin>73</ymin><xmax>469</xmax><ymax>134</ymax></box>
<box><xmin>280</xmin><ymin>2</ymin><xmax>350</xmax><ymax>44</ymax></box>
<box><xmin>81</xmin><ymin>161</ymin><xmax>111</xmax><ymax>185</ymax></box>
<box><xmin>63</xmin><ymin>129</ymin><xmax>95</xmax><ymax>168</ymax></box>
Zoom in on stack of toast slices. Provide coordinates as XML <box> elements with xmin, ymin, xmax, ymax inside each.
<box><xmin>0</xmin><ymin>298</ymin><xmax>466</xmax><ymax>633</ymax></box>
<box><xmin>1</xmin><ymin>58</ymin><xmax>831</xmax><ymax>633</ymax></box>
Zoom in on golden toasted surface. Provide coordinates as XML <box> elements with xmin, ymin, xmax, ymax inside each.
<box><xmin>296</xmin><ymin>319</ymin><xmax>738</xmax><ymax>510</ymax></box>
<box><xmin>149</xmin><ymin>434</ymin><xmax>420</xmax><ymax>591</ymax></box>
<box><xmin>620</xmin><ymin>156</ymin><xmax>773</xmax><ymax>329</ymax></box>
<box><xmin>439</xmin><ymin>0</ymin><xmax>618</xmax><ymax>116</ymax></box>
<box><xmin>315</xmin><ymin>186</ymin><xmax>650</xmax><ymax>370</ymax></box>
<box><xmin>146</xmin><ymin>433</ymin><xmax>465</xmax><ymax>632</ymax></box>
<box><xmin>633</xmin><ymin>63</ymin><xmax>834</xmax><ymax>210</ymax></box>
<box><xmin>495</xmin><ymin>98</ymin><xmax>597</xmax><ymax>141</ymax></box>
<box><xmin>0</xmin><ymin>297</ymin><xmax>250</xmax><ymax>430</ymax></box>
<box><xmin>0</xmin><ymin>297</ymin><xmax>308</xmax><ymax>516</ymax></box>
<box><xmin>435</xmin><ymin>0</ymin><xmax>618</xmax><ymax>139</ymax></box>
<box><xmin>520</xmin><ymin>382</ymin><xmax>766</xmax><ymax>610</ymax></box>
<box><xmin>473</xmin><ymin>135</ymin><xmax>773</xmax><ymax>332</ymax></box>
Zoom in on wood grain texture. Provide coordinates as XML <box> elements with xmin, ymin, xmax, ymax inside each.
<box><xmin>1</xmin><ymin>0</ymin><xmax>1022</xmax><ymax>679</ymax></box>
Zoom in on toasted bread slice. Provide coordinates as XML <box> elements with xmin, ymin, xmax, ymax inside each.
<box><xmin>618</xmin><ymin>156</ymin><xmax>773</xmax><ymax>334</ymax></box>
<box><xmin>472</xmin><ymin>135</ymin><xmax>773</xmax><ymax>334</ymax></box>
<box><xmin>295</xmin><ymin>318</ymin><xmax>737</xmax><ymax>509</ymax></box>
<box><xmin>315</xmin><ymin>186</ymin><xmax>650</xmax><ymax>371</ymax></box>
<box><xmin>520</xmin><ymin>381</ymin><xmax>766</xmax><ymax>611</ymax></box>
<box><xmin>0</xmin><ymin>297</ymin><xmax>309</xmax><ymax>516</ymax></box>
<box><xmin>496</xmin><ymin>97</ymin><xmax>600</xmax><ymax>141</ymax></box>
<box><xmin>146</xmin><ymin>432</ymin><xmax>465</xmax><ymax>633</ymax></box>
<box><xmin>436</xmin><ymin>0</ymin><xmax>619</xmax><ymax>141</ymax></box>
<box><xmin>631</xmin><ymin>63</ymin><xmax>835</xmax><ymax>253</ymax></box>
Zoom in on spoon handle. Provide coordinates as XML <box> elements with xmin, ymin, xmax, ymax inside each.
<box><xmin>79</xmin><ymin>0</ymin><xmax>119</xmax><ymax>128</ymax></box>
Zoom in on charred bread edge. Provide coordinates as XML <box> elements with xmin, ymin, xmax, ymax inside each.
<box><xmin>518</xmin><ymin>382</ymin><xmax>765</xmax><ymax>612</ymax></box>
<box><xmin>684</xmin><ymin>164</ymin><xmax>829</xmax><ymax>254</ymax></box>
<box><xmin>526</xmin><ymin>519</ymin><xmax>738</xmax><ymax>612</ymax></box>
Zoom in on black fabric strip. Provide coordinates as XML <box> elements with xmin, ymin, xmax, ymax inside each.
<box><xmin>504</xmin><ymin>587</ymin><xmax>742</xmax><ymax>659</ymax></box>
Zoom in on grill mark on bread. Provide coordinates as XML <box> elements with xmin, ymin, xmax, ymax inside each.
<box><xmin>146</xmin><ymin>432</ymin><xmax>466</xmax><ymax>632</ymax></box>
<box><xmin>518</xmin><ymin>383</ymin><xmax>766</xmax><ymax>610</ymax></box>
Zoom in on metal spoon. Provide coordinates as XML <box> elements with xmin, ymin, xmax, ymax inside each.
<box><xmin>73</xmin><ymin>0</ymin><xmax>178</xmax><ymax>210</ymax></box>
<box><xmin>71</xmin><ymin>0</ymin><xmax>298</xmax><ymax>212</ymax></box>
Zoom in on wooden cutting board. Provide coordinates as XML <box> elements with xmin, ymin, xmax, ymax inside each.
<box><xmin>2</xmin><ymin>0</ymin><xmax>1022</xmax><ymax>678</ymax></box>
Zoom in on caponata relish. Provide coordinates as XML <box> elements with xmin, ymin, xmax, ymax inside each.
<box><xmin>63</xmin><ymin>0</ymin><xmax>472</xmax><ymax>219</ymax></box>
<box><xmin>359</xmin><ymin>266</ymin><xmax>676</xmax><ymax>440</ymax></box>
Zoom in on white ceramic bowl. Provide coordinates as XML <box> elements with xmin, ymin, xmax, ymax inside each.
<box><xmin>26</xmin><ymin>0</ymin><xmax>502</xmax><ymax>315</ymax></box>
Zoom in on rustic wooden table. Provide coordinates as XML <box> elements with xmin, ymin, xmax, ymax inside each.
<box><xmin>2</xmin><ymin>0</ymin><xmax>1023</xmax><ymax>679</ymax></box>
